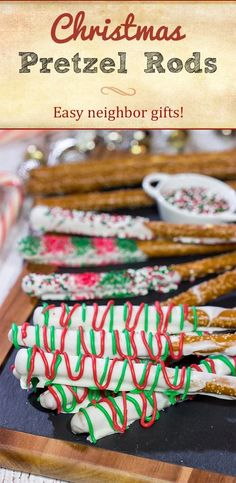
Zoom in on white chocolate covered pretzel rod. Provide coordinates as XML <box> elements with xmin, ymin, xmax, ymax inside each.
<box><xmin>30</xmin><ymin>205</ymin><xmax>153</xmax><ymax>240</ymax></box>
<box><xmin>39</xmin><ymin>385</ymin><xmax>101</xmax><ymax>414</ymax></box>
<box><xmin>33</xmin><ymin>302</ymin><xmax>236</xmax><ymax>333</ymax></box>
<box><xmin>13</xmin><ymin>347</ymin><xmax>236</xmax><ymax>397</ymax></box>
<box><xmin>30</xmin><ymin>205</ymin><xmax>236</xmax><ymax>243</ymax></box>
<box><xmin>9</xmin><ymin>324</ymin><xmax>236</xmax><ymax>360</ymax></box>
<box><xmin>38</xmin><ymin>355</ymin><xmax>236</xmax><ymax>415</ymax></box>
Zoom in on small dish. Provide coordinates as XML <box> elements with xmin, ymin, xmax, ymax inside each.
<box><xmin>142</xmin><ymin>173</ymin><xmax>236</xmax><ymax>224</ymax></box>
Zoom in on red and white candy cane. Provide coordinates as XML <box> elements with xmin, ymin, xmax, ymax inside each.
<box><xmin>0</xmin><ymin>172</ymin><xmax>23</xmax><ymax>248</ymax></box>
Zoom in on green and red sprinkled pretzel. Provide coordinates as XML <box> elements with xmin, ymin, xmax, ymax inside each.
<box><xmin>22</xmin><ymin>266</ymin><xmax>180</xmax><ymax>300</ymax></box>
<box><xmin>19</xmin><ymin>234</ymin><xmax>147</xmax><ymax>267</ymax></box>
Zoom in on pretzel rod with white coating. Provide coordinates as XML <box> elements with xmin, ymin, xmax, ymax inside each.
<box><xmin>22</xmin><ymin>250</ymin><xmax>236</xmax><ymax>300</ymax></box>
<box><xmin>22</xmin><ymin>266</ymin><xmax>180</xmax><ymax>300</ymax></box>
<box><xmin>20</xmin><ymin>234</ymin><xmax>235</xmax><ymax>268</ymax></box>
<box><xmin>13</xmin><ymin>347</ymin><xmax>236</xmax><ymax>399</ymax></box>
<box><xmin>39</xmin><ymin>385</ymin><xmax>102</xmax><ymax>414</ymax></box>
<box><xmin>9</xmin><ymin>324</ymin><xmax>236</xmax><ymax>360</ymax></box>
<box><xmin>30</xmin><ymin>205</ymin><xmax>236</xmax><ymax>243</ymax></box>
<box><xmin>166</xmin><ymin>270</ymin><xmax>236</xmax><ymax>306</ymax></box>
<box><xmin>32</xmin><ymin>302</ymin><xmax>236</xmax><ymax>332</ymax></box>
<box><xmin>38</xmin><ymin>355</ymin><xmax>236</xmax><ymax>414</ymax></box>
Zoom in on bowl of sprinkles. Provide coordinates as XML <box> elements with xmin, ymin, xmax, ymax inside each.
<box><xmin>142</xmin><ymin>173</ymin><xmax>236</xmax><ymax>224</ymax></box>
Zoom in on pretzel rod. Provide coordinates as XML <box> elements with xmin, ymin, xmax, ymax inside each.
<box><xmin>146</xmin><ymin>221</ymin><xmax>236</xmax><ymax>243</ymax></box>
<box><xmin>166</xmin><ymin>270</ymin><xmax>236</xmax><ymax>306</ymax></box>
<box><xmin>30</xmin><ymin>205</ymin><xmax>153</xmax><ymax>240</ymax></box>
<box><xmin>22</xmin><ymin>266</ymin><xmax>180</xmax><ymax>300</ymax></box>
<box><xmin>33</xmin><ymin>302</ymin><xmax>236</xmax><ymax>332</ymax></box>
<box><xmin>19</xmin><ymin>235</ymin><xmax>147</xmax><ymax>267</ymax></box>
<box><xmin>38</xmin><ymin>355</ymin><xmax>236</xmax><ymax>415</ymax></box>
<box><xmin>36</xmin><ymin>188</ymin><xmax>154</xmax><ymax>211</ymax></box>
<box><xmin>9</xmin><ymin>324</ymin><xmax>236</xmax><ymax>360</ymax></box>
<box><xmin>30</xmin><ymin>205</ymin><xmax>236</xmax><ymax>244</ymax></box>
<box><xmin>71</xmin><ymin>355</ymin><xmax>236</xmax><ymax>443</ymax></box>
<box><xmin>13</xmin><ymin>347</ymin><xmax>236</xmax><ymax>400</ymax></box>
<box><xmin>20</xmin><ymin>234</ymin><xmax>235</xmax><ymax>268</ymax></box>
<box><xmin>28</xmin><ymin>149</ymin><xmax>236</xmax><ymax>195</ymax></box>
<box><xmin>0</xmin><ymin>172</ymin><xmax>23</xmax><ymax>248</ymax></box>
<box><xmin>39</xmin><ymin>385</ymin><xmax>101</xmax><ymax>413</ymax></box>
<box><xmin>171</xmin><ymin>250</ymin><xmax>236</xmax><ymax>280</ymax></box>
<box><xmin>22</xmin><ymin>248</ymin><xmax>236</xmax><ymax>300</ymax></box>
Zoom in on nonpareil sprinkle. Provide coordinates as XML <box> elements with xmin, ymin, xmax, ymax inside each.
<box><xmin>162</xmin><ymin>187</ymin><xmax>229</xmax><ymax>215</ymax></box>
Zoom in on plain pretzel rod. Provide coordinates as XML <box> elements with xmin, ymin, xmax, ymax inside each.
<box><xmin>29</xmin><ymin>149</ymin><xmax>236</xmax><ymax>179</ymax></box>
<box><xmin>32</xmin><ymin>302</ymin><xmax>236</xmax><ymax>332</ymax></box>
<box><xmin>30</xmin><ymin>205</ymin><xmax>236</xmax><ymax>242</ymax></box>
<box><xmin>19</xmin><ymin>234</ymin><xmax>236</xmax><ymax>268</ymax></box>
<box><xmin>9</xmin><ymin>324</ymin><xmax>236</xmax><ymax>360</ymax></box>
<box><xmin>170</xmin><ymin>250</ymin><xmax>236</xmax><ymax>280</ymax></box>
<box><xmin>27</xmin><ymin>149</ymin><xmax>236</xmax><ymax>196</ymax></box>
<box><xmin>166</xmin><ymin>270</ymin><xmax>236</xmax><ymax>306</ymax></box>
<box><xmin>35</xmin><ymin>188</ymin><xmax>154</xmax><ymax>211</ymax></box>
<box><xmin>145</xmin><ymin>221</ymin><xmax>236</xmax><ymax>242</ymax></box>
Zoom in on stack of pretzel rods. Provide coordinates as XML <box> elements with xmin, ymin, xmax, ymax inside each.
<box><xmin>22</xmin><ymin>252</ymin><xmax>236</xmax><ymax>300</ymax></box>
<box><xmin>11</xmin><ymin>298</ymin><xmax>236</xmax><ymax>442</ymax></box>
<box><xmin>27</xmin><ymin>149</ymin><xmax>236</xmax><ymax>195</ymax></box>
<box><xmin>30</xmin><ymin>205</ymin><xmax>236</xmax><ymax>243</ymax></box>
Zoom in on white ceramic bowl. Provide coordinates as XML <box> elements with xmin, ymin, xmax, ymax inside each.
<box><xmin>142</xmin><ymin>173</ymin><xmax>236</xmax><ymax>224</ymax></box>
